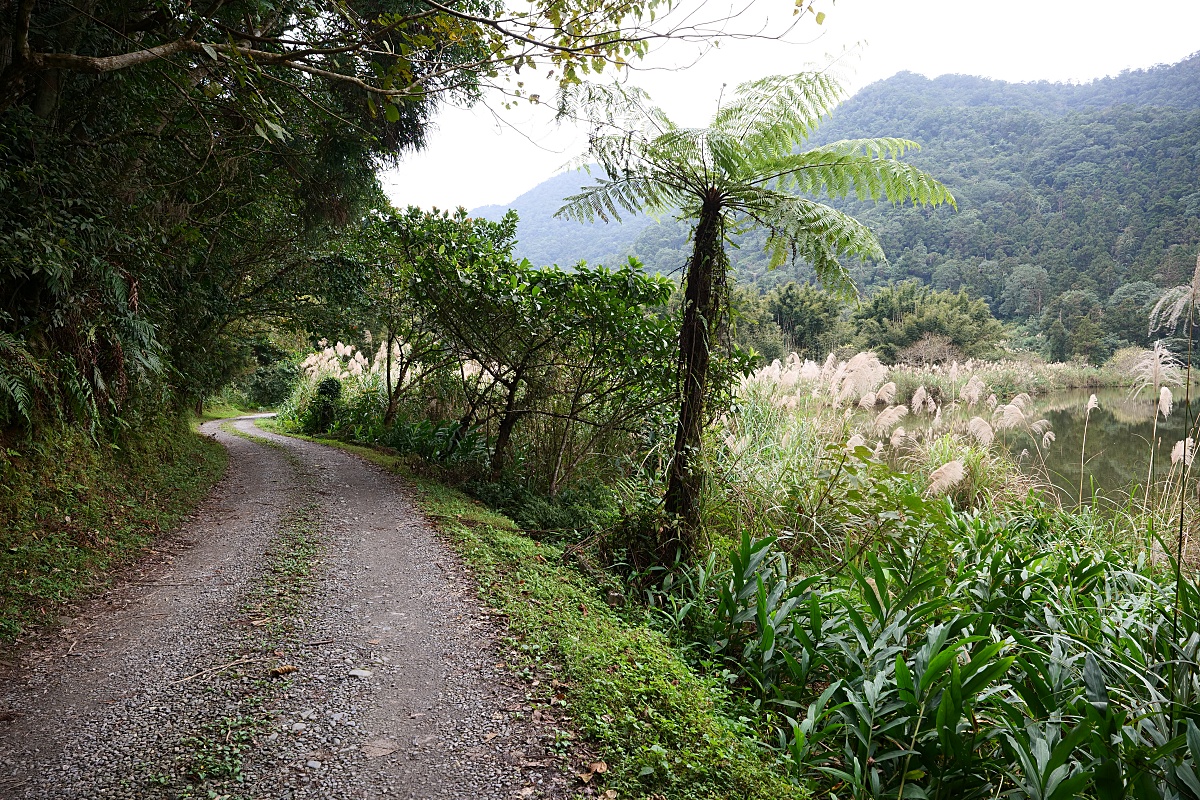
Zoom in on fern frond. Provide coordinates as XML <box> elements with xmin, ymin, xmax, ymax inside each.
<box><xmin>713</xmin><ymin>72</ymin><xmax>844</xmax><ymax>153</ymax></box>
<box><xmin>754</xmin><ymin>147</ymin><xmax>955</xmax><ymax>209</ymax></box>
<box><xmin>749</xmin><ymin>195</ymin><xmax>884</xmax><ymax>294</ymax></box>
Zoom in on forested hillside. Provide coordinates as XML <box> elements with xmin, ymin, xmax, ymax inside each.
<box><xmin>477</xmin><ymin>54</ymin><xmax>1200</xmax><ymax>356</ymax></box>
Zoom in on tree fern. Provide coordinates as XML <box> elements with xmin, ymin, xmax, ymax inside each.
<box><xmin>556</xmin><ymin>71</ymin><xmax>955</xmax><ymax>553</ymax></box>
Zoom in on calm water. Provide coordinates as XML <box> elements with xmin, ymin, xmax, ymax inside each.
<box><xmin>994</xmin><ymin>387</ymin><xmax>1195</xmax><ymax>505</ymax></box>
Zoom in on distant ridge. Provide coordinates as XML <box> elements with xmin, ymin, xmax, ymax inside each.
<box><xmin>472</xmin><ymin>169</ymin><xmax>655</xmax><ymax>267</ymax></box>
<box><xmin>472</xmin><ymin>53</ymin><xmax>1200</xmax><ymax>278</ymax></box>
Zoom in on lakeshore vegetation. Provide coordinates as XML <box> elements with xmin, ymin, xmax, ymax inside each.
<box><xmin>3</xmin><ymin>4</ymin><xmax>1200</xmax><ymax>794</ymax></box>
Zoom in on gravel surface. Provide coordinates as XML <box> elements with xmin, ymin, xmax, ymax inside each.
<box><xmin>0</xmin><ymin>417</ymin><xmax>579</xmax><ymax>799</ymax></box>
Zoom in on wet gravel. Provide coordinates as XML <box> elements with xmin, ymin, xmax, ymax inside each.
<box><xmin>0</xmin><ymin>417</ymin><xmax>577</xmax><ymax>799</ymax></box>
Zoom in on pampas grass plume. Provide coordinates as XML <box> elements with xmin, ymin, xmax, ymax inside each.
<box><xmin>1172</xmin><ymin>438</ymin><xmax>1194</xmax><ymax>467</ymax></box>
<box><xmin>927</xmin><ymin>460</ymin><xmax>966</xmax><ymax>495</ymax></box>
<box><xmin>1159</xmin><ymin>386</ymin><xmax>1173</xmax><ymax>418</ymax></box>
<box><xmin>874</xmin><ymin>404</ymin><xmax>908</xmax><ymax>433</ymax></box>
<box><xmin>911</xmin><ymin>385</ymin><xmax>928</xmax><ymax>414</ymax></box>
<box><xmin>968</xmin><ymin>416</ymin><xmax>994</xmax><ymax>446</ymax></box>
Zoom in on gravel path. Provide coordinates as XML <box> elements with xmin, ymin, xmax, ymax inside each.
<box><xmin>0</xmin><ymin>417</ymin><xmax>577</xmax><ymax>799</ymax></box>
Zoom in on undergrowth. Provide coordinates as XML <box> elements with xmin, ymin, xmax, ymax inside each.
<box><xmin>0</xmin><ymin>415</ymin><xmax>227</xmax><ymax>641</ymax></box>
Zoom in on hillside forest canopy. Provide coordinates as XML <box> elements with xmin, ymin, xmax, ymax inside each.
<box><xmin>477</xmin><ymin>53</ymin><xmax>1200</xmax><ymax>365</ymax></box>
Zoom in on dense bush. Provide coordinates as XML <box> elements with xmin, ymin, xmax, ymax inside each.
<box><xmin>651</xmin><ymin>474</ymin><xmax>1200</xmax><ymax>799</ymax></box>
<box><xmin>465</xmin><ymin>478</ymin><xmax>619</xmax><ymax>535</ymax></box>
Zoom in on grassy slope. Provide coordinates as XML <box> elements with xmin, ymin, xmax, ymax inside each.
<box><xmin>280</xmin><ymin>433</ymin><xmax>803</xmax><ymax>800</ymax></box>
<box><xmin>0</xmin><ymin>416</ymin><xmax>227</xmax><ymax>641</ymax></box>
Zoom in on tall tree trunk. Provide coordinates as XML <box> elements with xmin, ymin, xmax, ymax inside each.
<box><xmin>491</xmin><ymin>372</ymin><xmax>524</xmax><ymax>479</ymax></box>
<box><xmin>383</xmin><ymin>330</ymin><xmax>405</xmax><ymax>426</ymax></box>
<box><xmin>663</xmin><ymin>193</ymin><xmax>723</xmax><ymax>552</ymax></box>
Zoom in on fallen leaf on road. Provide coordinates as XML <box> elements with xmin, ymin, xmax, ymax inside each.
<box><xmin>589</xmin><ymin>761</ymin><xmax>608</xmax><ymax>774</ymax></box>
<box><xmin>603</xmin><ymin>791</ymin><xmax>618</xmax><ymax>799</ymax></box>
<box><xmin>483</xmin><ymin>732</ymin><xmax>499</xmax><ymax>742</ymax></box>
<box><xmin>269</xmin><ymin>664</ymin><xmax>297</xmax><ymax>677</ymax></box>
<box><xmin>360</xmin><ymin>740</ymin><xmax>399</xmax><ymax>758</ymax></box>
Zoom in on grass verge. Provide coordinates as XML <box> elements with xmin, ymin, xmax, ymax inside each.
<box><xmin>0</xmin><ymin>415</ymin><xmax>227</xmax><ymax>641</ymax></box>
<box><xmin>272</xmin><ymin>431</ymin><xmax>805</xmax><ymax>800</ymax></box>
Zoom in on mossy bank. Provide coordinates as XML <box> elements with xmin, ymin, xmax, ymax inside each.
<box><xmin>0</xmin><ymin>416</ymin><xmax>227</xmax><ymax>641</ymax></box>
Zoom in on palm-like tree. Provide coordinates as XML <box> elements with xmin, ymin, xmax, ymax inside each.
<box><xmin>556</xmin><ymin>72</ymin><xmax>955</xmax><ymax>552</ymax></box>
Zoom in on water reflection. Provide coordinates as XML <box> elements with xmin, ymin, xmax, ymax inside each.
<box><xmin>997</xmin><ymin>387</ymin><xmax>1194</xmax><ymax>504</ymax></box>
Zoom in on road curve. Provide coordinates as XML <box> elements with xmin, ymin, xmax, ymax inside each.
<box><xmin>0</xmin><ymin>417</ymin><xmax>569</xmax><ymax>799</ymax></box>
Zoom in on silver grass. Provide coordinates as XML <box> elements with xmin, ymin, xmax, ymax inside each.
<box><xmin>911</xmin><ymin>386</ymin><xmax>928</xmax><ymax>414</ymax></box>
<box><xmin>874</xmin><ymin>404</ymin><xmax>909</xmax><ymax>433</ymax></box>
<box><xmin>1172</xmin><ymin>438</ymin><xmax>1195</xmax><ymax>467</ymax></box>
<box><xmin>834</xmin><ymin>352</ymin><xmax>887</xmax><ymax>405</ymax></box>
<box><xmin>1086</xmin><ymin>393</ymin><xmax>1099</xmax><ymax>413</ymax></box>
<box><xmin>1160</xmin><ymin>386</ymin><xmax>1174</xmax><ymax>418</ymax></box>
<box><xmin>1042</xmin><ymin>430</ymin><xmax>1056</xmax><ymax>449</ymax></box>
<box><xmin>845</xmin><ymin>434</ymin><xmax>866</xmax><ymax>453</ymax></box>
<box><xmin>859</xmin><ymin>391</ymin><xmax>877</xmax><ymax>408</ymax></box>
<box><xmin>876</xmin><ymin>381</ymin><xmax>897</xmax><ymax>404</ymax></box>
<box><xmin>968</xmin><ymin>416</ymin><xmax>994</xmax><ymax>446</ymax></box>
<box><xmin>927</xmin><ymin>460</ymin><xmax>966</xmax><ymax>495</ymax></box>
<box><xmin>1148</xmin><ymin>253</ymin><xmax>1200</xmax><ymax>335</ymax></box>
<box><xmin>986</xmin><ymin>394</ymin><xmax>998</xmax><ymax>410</ymax></box>
<box><xmin>1030</xmin><ymin>419</ymin><xmax>1052</xmax><ymax>436</ymax></box>
<box><xmin>818</xmin><ymin>352</ymin><xmax>838</xmax><ymax>385</ymax></box>
<box><xmin>959</xmin><ymin>374</ymin><xmax>987</xmax><ymax>407</ymax></box>
<box><xmin>993</xmin><ymin>402</ymin><xmax>1026</xmax><ymax>431</ymax></box>
<box><xmin>890</xmin><ymin>426</ymin><xmax>907</xmax><ymax>448</ymax></box>
<box><xmin>1129</xmin><ymin>341</ymin><xmax>1183</xmax><ymax>398</ymax></box>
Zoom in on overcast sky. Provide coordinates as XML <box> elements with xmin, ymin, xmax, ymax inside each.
<box><xmin>380</xmin><ymin>0</ymin><xmax>1200</xmax><ymax>211</ymax></box>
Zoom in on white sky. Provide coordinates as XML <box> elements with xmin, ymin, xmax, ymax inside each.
<box><xmin>380</xmin><ymin>0</ymin><xmax>1200</xmax><ymax>211</ymax></box>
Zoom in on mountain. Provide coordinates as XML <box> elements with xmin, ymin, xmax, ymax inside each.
<box><xmin>471</xmin><ymin>169</ymin><xmax>656</xmax><ymax>267</ymax></box>
<box><xmin>471</xmin><ymin>54</ymin><xmax>1200</xmax><ymax>350</ymax></box>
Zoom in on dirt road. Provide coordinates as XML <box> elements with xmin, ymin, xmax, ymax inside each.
<box><xmin>0</xmin><ymin>417</ymin><xmax>569</xmax><ymax>799</ymax></box>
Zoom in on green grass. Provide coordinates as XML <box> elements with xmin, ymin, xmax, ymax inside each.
<box><xmin>194</xmin><ymin>402</ymin><xmax>257</xmax><ymax>425</ymax></box>
<box><xmin>0</xmin><ymin>415</ymin><xmax>227</xmax><ymax>641</ymax></box>
<box><xmin>274</xmin><ymin>434</ymin><xmax>805</xmax><ymax>800</ymax></box>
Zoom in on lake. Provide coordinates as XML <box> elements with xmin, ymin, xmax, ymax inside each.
<box><xmin>993</xmin><ymin>387</ymin><xmax>1195</xmax><ymax>505</ymax></box>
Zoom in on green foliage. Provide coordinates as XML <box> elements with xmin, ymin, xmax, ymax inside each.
<box><xmin>465</xmin><ymin>478</ymin><xmax>618</xmax><ymax>535</ymax></box>
<box><xmin>279</xmin><ymin>207</ymin><xmax>678</xmax><ymax>493</ymax></box>
<box><xmin>767</xmin><ymin>282</ymin><xmax>845</xmax><ymax>358</ymax></box>
<box><xmin>651</xmin><ymin>469</ymin><xmax>1200</xmax><ymax>800</ymax></box>
<box><xmin>0</xmin><ymin>416</ymin><xmax>227</xmax><ymax>640</ymax></box>
<box><xmin>850</xmin><ymin>281</ymin><xmax>1005</xmax><ymax>363</ymax></box>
